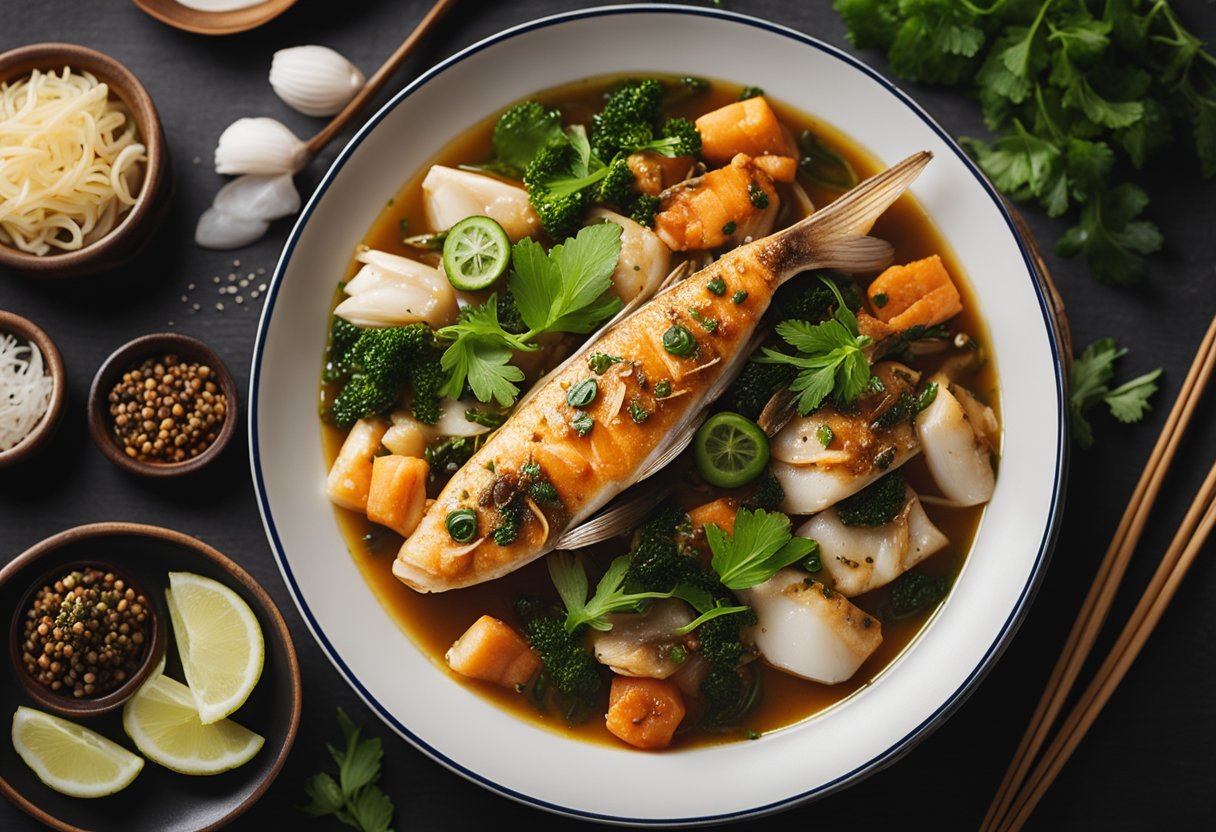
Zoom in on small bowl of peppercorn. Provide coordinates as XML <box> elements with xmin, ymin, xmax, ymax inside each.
<box><xmin>10</xmin><ymin>560</ymin><xmax>165</xmax><ymax>718</ymax></box>
<box><xmin>87</xmin><ymin>333</ymin><xmax>238</xmax><ymax>477</ymax></box>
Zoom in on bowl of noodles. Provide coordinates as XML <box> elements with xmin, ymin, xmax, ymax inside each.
<box><xmin>0</xmin><ymin>43</ymin><xmax>171</xmax><ymax>278</ymax></box>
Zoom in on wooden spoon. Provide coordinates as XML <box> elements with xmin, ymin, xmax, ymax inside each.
<box><xmin>131</xmin><ymin>0</ymin><xmax>299</xmax><ymax>37</ymax></box>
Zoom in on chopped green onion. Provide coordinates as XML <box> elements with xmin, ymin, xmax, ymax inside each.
<box><xmin>446</xmin><ymin>509</ymin><xmax>478</xmax><ymax>543</ymax></box>
<box><xmin>663</xmin><ymin>325</ymin><xmax>696</xmax><ymax>356</ymax></box>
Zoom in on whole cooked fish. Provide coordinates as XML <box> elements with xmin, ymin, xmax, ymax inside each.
<box><xmin>393</xmin><ymin>151</ymin><xmax>932</xmax><ymax>593</ymax></box>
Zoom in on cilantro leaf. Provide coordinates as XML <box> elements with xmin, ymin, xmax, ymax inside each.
<box><xmin>491</xmin><ymin>101</ymin><xmax>565</xmax><ymax>176</ymax></box>
<box><xmin>1069</xmin><ymin>338</ymin><xmax>1161</xmax><ymax>447</ymax></box>
<box><xmin>754</xmin><ymin>276</ymin><xmax>872</xmax><ymax>414</ymax></box>
<box><xmin>1056</xmin><ymin>182</ymin><xmax>1162</xmax><ymax>285</ymax></box>
<box><xmin>707</xmin><ymin>507</ymin><xmax>816</xmax><ymax>590</ymax></box>
<box><xmin>436</xmin><ymin>224</ymin><xmax>622</xmax><ymax>405</ymax></box>
<box><xmin>299</xmin><ymin>709</ymin><xmax>396</xmax><ymax>832</ymax></box>
<box><xmin>549</xmin><ymin>553</ymin><xmax>678</xmax><ymax>633</ymax></box>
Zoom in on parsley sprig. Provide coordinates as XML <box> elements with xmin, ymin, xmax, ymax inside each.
<box><xmin>1070</xmin><ymin>337</ymin><xmax>1162</xmax><ymax>447</ymax></box>
<box><xmin>437</xmin><ymin>222</ymin><xmax>623</xmax><ymax>405</ymax></box>
<box><xmin>835</xmin><ymin>0</ymin><xmax>1216</xmax><ymax>284</ymax></box>
<box><xmin>548</xmin><ymin>552</ymin><xmax>680</xmax><ymax>633</ymax></box>
<box><xmin>754</xmin><ymin>276</ymin><xmax>872</xmax><ymax>414</ymax></box>
<box><xmin>301</xmin><ymin>708</ymin><xmax>395</xmax><ymax>832</ymax></box>
<box><xmin>707</xmin><ymin>507</ymin><xmax>817</xmax><ymax>591</ymax></box>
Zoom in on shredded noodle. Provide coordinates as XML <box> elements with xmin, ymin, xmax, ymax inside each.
<box><xmin>0</xmin><ymin>333</ymin><xmax>54</xmax><ymax>451</ymax></box>
<box><xmin>0</xmin><ymin>67</ymin><xmax>146</xmax><ymax>255</ymax></box>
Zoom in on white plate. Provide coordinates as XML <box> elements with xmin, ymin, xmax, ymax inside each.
<box><xmin>250</xmin><ymin>5</ymin><xmax>1067</xmax><ymax>824</ymax></box>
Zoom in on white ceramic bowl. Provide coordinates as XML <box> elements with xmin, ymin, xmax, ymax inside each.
<box><xmin>251</xmin><ymin>5</ymin><xmax>1067</xmax><ymax>824</ymax></box>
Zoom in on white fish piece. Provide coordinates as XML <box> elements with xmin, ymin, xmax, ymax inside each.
<box><xmin>194</xmin><ymin>206</ymin><xmax>269</xmax><ymax>250</ymax></box>
<box><xmin>434</xmin><ymin>397</ymin><xmax>492</xmax><ymax>438</ymax></box>
<box><xmin>334</xmin><ymin>249</ymin><xmax>458</xmax><ymax>328</ymax></box>
<box><xmin>917</xmin><ymin>372</ymin><xmax>996</xmax><ymax>506</ymax></box>
<box><xmin>738</xmin><ymin>568</ymin><xmax>882</xmax><ymax>685</ymax></box>
<box><xmin>589</xmin><ymin>599</ymin><xmax>693</xmax><ymax>680</ymax></box>
<box><xmin>421</xmin><ymin>165</ymin><xmax>540</xmax><ymax>241</ymax></box>
<box><xmin>586</xmin><ymin>208</ymin><xmax>671</xmax><ymax>305</ymax></box>
<box><xmin>214</xmin><ymin>117</ymin><xmax>308</xmax><ymax>175</ymax></box>
<box><xmin>773</xmin><ymin>362</ymin><xmax>923</xmax><ymax>515</ymax></box>
<box><xmin>212</xmin><ymin>173</ymin><xmax>301</xmax><ymax>221</ymax></box>
<box><xmin>270</xmin><ymin>45</ymin><xmax>365</xmax><ymax>117</ymax></box>
<box><xmin>798</xmin><ymin>486</ymin><xmax>948</xmax><ymax>597</ymax></box>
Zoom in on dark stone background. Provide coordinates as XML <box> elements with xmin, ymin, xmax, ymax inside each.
<box><xmin>2</xmin><ymin>1</ymin><xmax>1214</xmax><ymax>829</ymax></box>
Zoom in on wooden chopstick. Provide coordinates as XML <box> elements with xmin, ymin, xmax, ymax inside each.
<box><xmin>998</xmin><ymin>457</ymin><xmax>1216</xmax><ymax>830</ymax></box>
<box><xmin>982</xmin><ymin>311</ymin><xmax>1216</xmax><ymax>831</ymax></box>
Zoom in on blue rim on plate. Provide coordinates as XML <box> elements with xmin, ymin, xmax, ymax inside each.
<box><xmin>249</xmin><ymin>4</ymin><xmax>1068</xmax><ymax>824</ymax></box>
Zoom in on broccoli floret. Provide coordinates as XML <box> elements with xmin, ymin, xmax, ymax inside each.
<box><xmin>425</xmin><ymin>435</ymin><xmax>484</xmax><ymax>476</ymax></box>
<box><xmin>598</xmin><ymin>155</ymin><xmax>636</xmax><ymax>206</ymax></box>
<box><xmin>329</xmin><ymin>324</ymin><xmax>435</xmax><ymax>428</ymax></box>
<box><xmin>515</xmin><ymin>600</ymin><xmax>603</xmax><ymax>702</ymax></box>
<box><xmin>490</xmin><ymin>101</ymin><xmax>565</xmax><ymax>176</ymax></box>
<box><xmin>738</xmin><ymin>85</ymin><xmax>765</xmax><ymax>101</ymax></box>
<box><xmin>323</xmin><ymin>316</ymin><xmax>362</xmax><ymax>382</ymax></box>
<box><xmin>492</xmin><ymin>287</ymin><xmax>527</xmax><ymax>335</ymax></box>
<box><xmin>528</xmin><ymin>481</ymin><xmax>560</xmax><ymax>505</ymax></box>
<box><xmin>743</xmin><ymin>473</ymin><xmax>785</xmax><ymax>511</ymax></box>
<box><xmin>592</xmin><ymin>79</ymin><xmax>664</xmax><ymax>159</ymax></box>
<box><xmin>408</xmin><ymin>349</ymin><xmax>443</xmax><ymax>425</ymax></box>
<box><xmin>624</xmin><ymin>504</ymin><xmax>697</xmax><ymax>591</ymax></box>
<box><xmin>725</xmin><ymin>343</ymin><xmax>799</xmax><ymax>419</ymax></box>
<box><xmin>774</xmin><ymin>271</ymin><xmax>861</xmax><ymax>323</ymax></box>
<box><xmin>836</xmin><ymin>469</ymin><xmax>906</xmax><ymax>527</ymax></box>
<box><xmin>642</xmin><ymin>117</ymin><xmax>702</xmax><ymax>159</ymax></box>
<box><xmin>629</xmin><ymin>194</ymin><xmax>661</xmax><ymax>228</ymax></box>
<box><xmin>523</xmin><ymin>139</ymin><xmax>598</xmax><ymax>239</ymax></box>
<box><xmin>887</xmin><ymin>571</ymin><xmax>951</xmax><ymax>620</ymax></box>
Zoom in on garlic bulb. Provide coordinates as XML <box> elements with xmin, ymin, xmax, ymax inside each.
<box><xmin>212</xmin><ymin>173</ymin><xmax>300</xmax><ymax>221</ymax></box>
<box><xmin>270</xmin><ymin>45</ymin><xmax>364</xmax><ymax>117</ymax></box>
<box><xmin>195</xmin><ymin>206</ymin><xmax>269</xmax><ymax>250</ymax></box>
<box><xmin>214</xmin><ymin>117</ymin><xmax>307</xmax><ymax>175</ymax></box>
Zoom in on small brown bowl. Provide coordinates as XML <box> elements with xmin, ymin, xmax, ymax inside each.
<box><xmin>87</xmin><ymin>333</ymin><xmax>238</xmax><ymax>478</ymax></box>
<box><xmin>0</xmin><ymin>311</ymin><xmax>66</xmax><ymax>469</ymax></box>
<box><xmin>10</xmin><ymin>560</ymin><xmax>166</xmax><ymax>718</ymax></box>
<box><xmin>130</xmin><ymin>0</ymin><xmax>298</xmax><ymax>36</ymax></box>
<box><xmin>0</xmin><ymin>43</ymin><xmax>171</xmax><ymax>278</ymax></box>
<box><xmin>0</xmin><ymin>522</ymin><xmax>302</xmax><ymax>832</ymax></box>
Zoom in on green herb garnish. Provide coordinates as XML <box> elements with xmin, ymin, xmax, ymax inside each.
<box><xmin>300</xmin><ymin>709</ymin><xmax>395</xmax><ymax>832</ymax></box>
<box><xmin>706</xmin><ymin>507</ymin><xmax>816</xmax><ymax>590</ymax></box>
<box><xmin>588</xmin><ymin>352</ymin><xmax>622</xmax><ymax>374</ymax></box>
<box><xmin>446</xmin><ymin>509</ymin><xmax>478</xmax><ymax>543</ymax></box>
<box><xmin>571</xmin><ymin>411</ymin><xmax>594</xmax><ymax>436</ymax></box>
<box><xmin>747</xmin><ymin>182</ymin><xmax>770</xmax><ymax>209</ymax></box>
<box><xmin>654</xmin><ymin>379</ymin><xmax>672</xmax><ymax>398</ymax></box>
<box><xmin>817</xmin><ymin>424</ymin><xmax>835</xmax><ymax>447</ymax></box>
<box><xmin>548</xmin><ymin>553</ymin><xmax>678</xmax><ymax>633</ymax></box>
<box><xmin>722</xmin><ymin>221</ymin><xmax>737</xmax><ymax>235</ymax></box>
<box><xmin>437</xmin><ymin>223</ymin><xmax>623</xmax><ymax>406</ymax></box>
<box><xmin>754</xmin><ymin>276</ymin><xmax>872</xmax><ymax>414</ymax></box>
<box><xmin>663</xmin><ymin>324</ymin><xmax>696</xmax><ymax>356</ymax></box>
<box><xmin>689</xmin><ymin>307</ymin><xmax>718</xmax><ymax>333</ymax></box>
<box><xmin>732</xmin><ymin>290</ymin><xmax>748</xmax><ymax>304</ymax></box>
<box><xmin>1070</xmin><ymin>337</ymin><xmax>1161</xmax><ymax>448</ymax></box>
<box><xmin>628</xmin><ymin>399</ymin><xmax>650</xmax><ymax>424</ymax></box>
<box><xmin>567</xmin><ymin>378</ymin><xmax>599</xmax><ymax>408</ymax></box>
<box><xmin>707</xmin><ymin>277</ymin><xmax>727</xmax><ymax>295</ymax></box>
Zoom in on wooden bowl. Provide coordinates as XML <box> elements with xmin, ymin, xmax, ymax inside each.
<box><xmin>0</xmin><ymin>522</ymin><xmax>302</xmax><ymax>832</ymax></box>
<box><xmin>10</xmin><ymin>560</ymin><xmax>166</xmax><ymax>718</ymax></box>
<box><xmin>130</xmin><ymin>0</ymin><xmax>298</xmax><ymax>36</ymax></box>
<box><xmin>87</xmin><ymin>334</ymin><xmax>239</xmax><ymax>478</ymax></box>
<box><xmin>0</xmin><ymin>43</ymin><xmax>172</xmax><ymax>279</ymax></box>
<box><xmin>0</xmin><ymin>311</ymin><xmax>66</xmax><ymax>469</ymax></box>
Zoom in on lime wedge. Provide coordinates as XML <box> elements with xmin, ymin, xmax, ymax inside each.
<box><xmin>123</xmin><ymin>674</ymin><xmax>263</xmax><ymax>775</ymax></box>
<box><xmin>442</xmin><ymin>215</ymin><xmax>511</xmax><ymax>290</ymax></box>
<box><xmin>165</xmin><ymin>571</ymin><xmax>264</xmax><ymax>724</ymax></box>
<box><xmin>12</xmin><ymin>706</ymin><xmax>143</xmax><ymax>798</ymax></box>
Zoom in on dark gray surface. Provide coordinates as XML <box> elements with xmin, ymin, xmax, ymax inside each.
<box><xmin>2</xmin><ymin>1</ymin><xmax>1215</xmax><ymax>829</ymax></box>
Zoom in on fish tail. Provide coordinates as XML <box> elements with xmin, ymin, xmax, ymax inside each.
<box><xmin>758</xmin><ymin>150</ymin><xmax>933</xmax><ymax>283</ymax></box>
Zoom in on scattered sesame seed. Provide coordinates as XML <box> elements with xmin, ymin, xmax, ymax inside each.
<box><xmin>192</xmin><ymin>156</ymin><xmax>201</xmax><ymax>164</ymax></box>
<box><xmin>180</xmin><ymin>295</ymin><xmax>188</xmax><ymax>303</ymax></box>
<box><xmin>192</xmin><ymin>303</ymin><xmax>201</xmax><ymax>311</ymax></box>
<box><xmin>227</xmin><ymin>273</ymin><xmax>237</xmax><ymax>282</ymax></box>
<box><xmin>167</xmin><ymin>321</ymin><xmax>174</xmax><ymax>327</ymax></box>
<box><xmin>257</xmin><ymin>284</ymin><xmax>267</xmax><ymax>292</ymax></box>
<box><xmin>239</xmin><ymin>279</ymin><xmax>249</xmax><ymax>288</ymax></box>
<box><xmin>246</xmin><ymin>272</ymin><xmax>255</xmax><ymax>280</ymax></box>
<box><xmin>212</xmin><ymin>276</ymin><xmax>221</xmax><ymax>284</ymax></box>
<box><xmin>216</xmin><ymin>302</ymin><xmax>225</xmax><ymax>311</ymax></box>
<box><xmin>233</xmin><ymin>260</ymin><xmax>240</xmax><ymax>267</ymax></box>
<box><xmin>235</xmin><ymin>296</ymin><xmax>244</xmax><ymax>304</ymax></box>
<box><xmin>256</xmin><ymin>267</ymin><xmax>266</xmax><ymax>275</ymax></box>
<box><xmin>187</xmin><ymin>283</ymin><xmax>195</xmax><ymax>290</ymax></box>
<box><xmin>250</xmin><ymin>290</ymin><xmax>260</xmax><ymax>299</ymax></box>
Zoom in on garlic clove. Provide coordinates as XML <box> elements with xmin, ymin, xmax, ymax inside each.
<box><xmin>195</xmin><ymin>206</ymin><xmax>270</xmax><ymax>250</ymax></box>
<box><xmin>214</xmin><ymin>117</ymin><xmax>307</xmax><ymax>176</ymax></box>
<box><xmin>213</xmin><ymin>173</ymin><xmax>301</xmax><ymax>222</ymax></box>
<box><xmin>269</xmin><ymin>45</ymin><xmax>365</xmax><ymax>118</ymax></box>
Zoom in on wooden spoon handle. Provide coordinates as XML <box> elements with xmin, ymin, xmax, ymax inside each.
<box><xmin>304</xmin><ymin>0</ymin><xmax>460</xmax><ymax>157</ymax></box>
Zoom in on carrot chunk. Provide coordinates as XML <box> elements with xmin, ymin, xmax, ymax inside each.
<box><xmin>654</xmin><ymin>154</ymin><xmax>779</xmax><ymax>251</ymax></box>
<box><xmin>867</xmin><ymin>254</ymin><xmax>962</xmax><ymax>331</ymax></box>
<box><xmin>751</xmin><ymin>154</ymin><xmax>797</xmax><ymax>183</ymax></box>
<box><xmin>689</xmin><ymin>497</ymin><xmax>740</xmax><ymax>538</ymax></box>
<box><xmin>605</xmin><ymin>676</ymin><xmax>687</xmax><ymax>750</ymax></box>
<box><xmin>366</xmin><ymin>455</ymin><xmax>430</xmax><ymax>537</ymax></box>
<box><xmin>627</xmin><ymin>151</ymin><xmax>694</xmax><ymax>196</ymax></box>
<box><xmin>695</xmin><ymin>97</ymin><xmax>799</xmax><ymax>165</ymax></box>
<box><xmin>446</xmin><ymin>615</ymin><xmax>541</xmax><ymax>689</ymax></box>
<box><xmin>325</xmin><ymin>417</ymin><xmax>389</xmax><ymax>511</ymax></box>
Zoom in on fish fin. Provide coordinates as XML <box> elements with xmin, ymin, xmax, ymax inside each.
<box><xmin>764</xmin><ymin>151</ymin><xmax>932</xmax><ymax>282</ymax></box>
<box><xmin>555</xmin><ymin>480</ymin><xmax>671</xmax><ymax>549</ymax></box>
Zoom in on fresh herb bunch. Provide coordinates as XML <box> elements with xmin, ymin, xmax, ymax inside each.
<box><xmin>707</xmin><ymin>507</ymin><xmax>817</xmax><ymax>590</ymax></box>
<box><xmin>301</xmin><ymin>709</ymin><xmax>395</xmax><ymax>832</ymax></box>
<box><xmin>834</xmin><ymin>0</ymin><xmax>1216</xmax><ymax>284</ymax></box>
<box><xmin>437</xmin><ymin>222</ymin><xmax>623</xmax><ymax>406</ymax></box>
<box><xmin>1069</xmin><ymin>337</ymin><xmax>1161</xmax><ymax>447</ymax></box>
